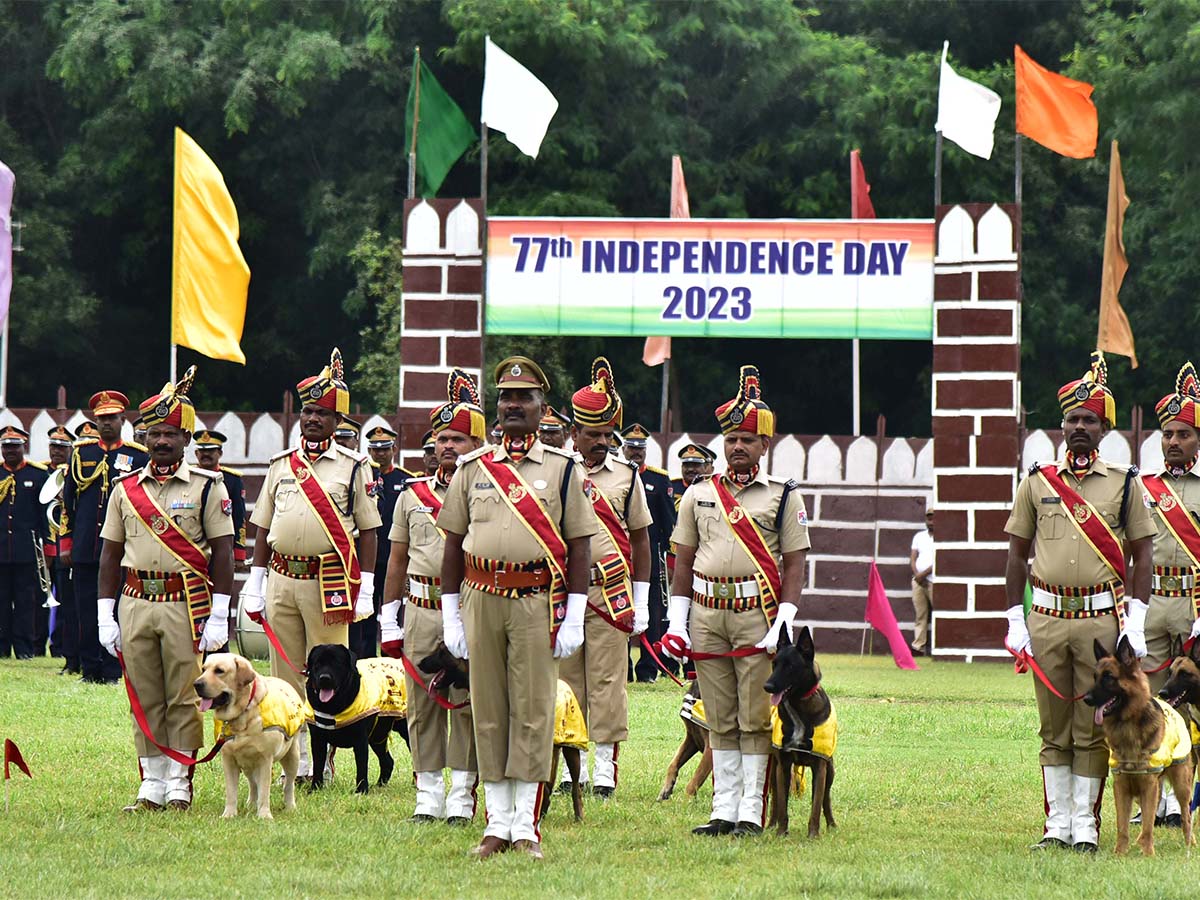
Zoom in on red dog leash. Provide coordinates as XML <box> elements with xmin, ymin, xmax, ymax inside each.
<box><xmin>247</xmin><ymin>610</ymin><xmax>306</xmax><ymax>676</ymax></box>
<box><xmin>638</xmin><ymin>634</ymin><xmax>686</xmax><ymax>687</ymax></box>
<box><xmin>395</xmin><ymin>650</ymin><xmax>471</xmax><ymax>711</ymax></box>
<box><xmin>661</xmin><ymin>633</ymin><xmax>766</xmax><ymax>662</ymax></box>
<box><xmin>116</xmin><ymin>650</ymin><xmax>225</xmax><ymax>767</ymax></box>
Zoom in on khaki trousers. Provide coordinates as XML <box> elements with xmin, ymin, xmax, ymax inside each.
<box><xmin>557</xmin><ymin>589</ymin><xmax>630</xmax><ymax>743</ymax></box>
<box><xmin>691</xmin><ymin>603</ymin><xmax>772</xmax><ymax>755</ymax></box>
<box><xmin>119</xmin><ymin>595</ymin><xmax>204</xmax><ymax>756</ymax></box>
<box><xmin>405</xmin><ymin>601</ymin><xmax>476</xmax><ymax>773</ymax></box>
<box><xmin>1145</xmin><ymin>593</ymin><xmax>1195</xmax><ymax>693</ymax></box>
<box><xmin>265</xmin><ymin>571</ymin><xmax>348</xmax><ymax>698</ymax></box>
<box><xmin>1028</xmin><ymin>609</ymin><xmax>1119</xmax><ymax>777</ymax></box>
<box><xmin>911</xmin><ymin>579</ymin><xmax>933</xmax><ymax>652</ymax></box>
<box><xmin>461</xmin><ymin>585</ymin><xmax>556</xmax><ymax>783</ymax></box>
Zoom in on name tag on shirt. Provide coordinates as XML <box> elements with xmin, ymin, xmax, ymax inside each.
<box><xmin>645</xmin><ymin>484</ymin><xmax>656</xmax><ymax>491</ymax></box>
<box><xmin>415</xmin><ymin>506</ymin><xmax>433</xmax><ymax>513</ymax></box>
<box><xmin>22</xmin><ymin>480</ymin><xmax>32</xmax><ymax>487</ymax></box>
<box><xmin>281</xmin><ymin>478</ymin><xmax>296</xmax><ymax>485</ymax></box>
<box><xmin>698</xmin><ymin>500</ymin><xmax>716</xmax><ymax>508</ymax></box>
<box><xmin>475</xmin><ymin>482</ymin><xmax>494</xmax><ymax>489</ymax></box>
<box><xmin>1040</xmin><ymin>496</ymin><xmax>1062</xmax><ymax>504</ymax></box>
<box><xmin>394</xmin><ymin>484</ymin><xmax>403</xmax><ymax>491</ymax></box>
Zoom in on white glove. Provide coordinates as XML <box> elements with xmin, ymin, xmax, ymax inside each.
<box><xmin>241</xmin><ymin>566</ymin><xmax>267</xmax><ymax>619</ymax></box>
<box><xmin>98</xmin><ymin>596</ymin><xmax>121</xmax><ymax>657</ymax></box>
<box><xmin>199</xmin><ymin>593</ymin><xmax>231</xmax><ymax>651</ymax></box>
<box><xmin>442</xmin><ymin>592</ymin><xmax>468</xmax><ymax>659</ymax></box>
<box><xmin>554</xmin><ymin>592</ymin><xmax>587</xmax><ymax>659</ymax></box>
<box><xmin>380</xmin><ymin>599</ymin><xmax>404</xmax><ymax>657</ymax></box>
<box><xmin>663</xmin><ymin>594</ymin><xmax>692</xmax><ymax>661</ymax></box>
<box><xmin>1190</xmin><ymin>617</ymin><xmax>1200</xmax><ymax>640</ymax></box>
<box><xmin>1005</xmin><ymin>604</ymin><xmax>1032</xmax><ymax>657</ymax></box>
<box><xmin>354</xmin><ymin>571</ymin><xmax>375</xmax><ymax>622</ymax></box>
<box><xmin>1120</xmin><ymin>598</ymin><xmax>1150</xmax><ymax>658</ymax></box>
<box><xmin>631</xmin><ymin>581</ymin><xmax>651</xmax><ymax>636</ymax></box>
<box><xmin>757</xmin><ymin>602</ymin><xmax>797</xmax><ymax>653</ymax></box>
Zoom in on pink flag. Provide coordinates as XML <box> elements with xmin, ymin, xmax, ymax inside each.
<box><xmin>643</xmin><ymin>155</ymin><xmax>690</xmax><ymax>367</ymax></box>
<box><xmin>865</xmin><ymin>562</ymin><xmax>918</xmax><ymax>670</ymax></box>
<box><xmin>850</xmin><ymin>149</ymin><xmax>875</xmax><ymax>219</ymax></box>
<box><xmin>0</xmin><ymin>160</ymin><xmax>13</xmax><ymax>327</ymax></box>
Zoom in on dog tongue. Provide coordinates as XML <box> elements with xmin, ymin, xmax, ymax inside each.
<box><xmin>319</xmin><ymin>688</ymin><xmax>335</xmax><ymax>703</ymax></box>
<box><xmin>770</xmin><ymin>691</ymin><xmax>785</xmax><ymax>707</ymax></box>
<box><xmin>1094</xmin><ymin>707</ymin><xmax>1104</xmax><ymax>726</ymax></box>
<box><xmin>199</xmin><ymin>697</ymin><xmax>213</xmax><ymax>712</ymax></box>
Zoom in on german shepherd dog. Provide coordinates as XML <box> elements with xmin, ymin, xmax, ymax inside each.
<box><xmin>1157</xmin><ymin>635</ymin><xmax>1200</xmax><ymax>811</ymax></box>
<box><xmin>762</xmin><ymin>625</ymin><xmax>836</xmax><ymax>837</ymax></box>
<box><xmin>305</xmin><ymin>645</ymin><xmax>410</xmax><ymax>795</ymax></box>
<box><xmin>657</xmin><ymin>681</ymin><xmax>713</xmax><ymax>802</ymax></box>
<box><xmin>418</xmin><ymin>645</ymin><xmax>585</xmax><ymax>822</ymax></box>
<box><xmin>1085</xmin><ymin>636</ymin><xmax>1195</xmax><ymax>856</ymax></box>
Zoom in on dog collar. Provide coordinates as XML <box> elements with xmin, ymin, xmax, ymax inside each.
<box><xmin>797</xmin><ymin>681</ymin><xmax>822</xmax><ymax>700</ymax></box>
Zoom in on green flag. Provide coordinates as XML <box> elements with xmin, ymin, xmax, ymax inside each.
<box><xmin>404</xmin><ymin>53</ymin><xmax>475</xmax><ymax>197</ymax></box>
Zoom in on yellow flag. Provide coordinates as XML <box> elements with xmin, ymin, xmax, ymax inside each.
<box><xmin>172</xmin><ymin>127</ymin><xmax>250</xmax><ymax>364</ymax></box>
<box><xmin>1096</xmin><ymin>139</ymin><xmax>1136</xmax><ymax>368</ymax></box>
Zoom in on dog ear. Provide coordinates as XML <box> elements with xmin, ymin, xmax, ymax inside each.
<box><xmin>777</xmin><ymin>621</ymin><xmax>792</xmax><ymax>649</ymax></box>
<box><xmin>235</xmin><ymin>655</ymin><xmax>257</xmax><ymax>688</ymax></box>
<box><xmin>1116</xmin><ymin>634</ymin><xmax>1138</xmax><ymax>668</ymax></box>
<box><xmin>1094</xmin><ymin>639</ymin><xmax>1112</xmax><ymax>663</ymax></box>
<box><xmin>1170</xmin><ymin>634</ymin><xmax>1184</xmax><ymax>661</ymax></box>
<box><xmin>344</xmin><ymin>644</ymin><xmax>358</xmax><ymax>669</ymax></box>
<box><xmin>795</xmin><ymin>625</ymin><xmax>815</xmax><ymax>661</ymax></box>
<box><xmin>1189</xmin><ymin>637</ymin><xmax>1200</xmax><ymax>665</ymax></box>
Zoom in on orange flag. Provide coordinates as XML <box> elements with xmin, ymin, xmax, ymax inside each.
<box><xmin>1014</xmin><ymin>45</ymin><xmax>1098</xmax><ymax>159</ymax></box>
<box><xmin>850</xmin><ymin>149</ymin><xmax>876</xmax><ymax>218</ymax></box>
<box><xmin>643</xmin><ymin>155</ymin><xmax>689</xmax><ymax>367</ymax></box>
<box><xmin>1096</xmin><ymin>140</ymin><xmax>1136</xmax><ymax>368</ymax></box>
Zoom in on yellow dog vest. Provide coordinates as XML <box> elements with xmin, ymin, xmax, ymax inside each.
<box><xmin>771</xmin><ymin>702</ymin><xmax>838</xmax><ymax>760</ymax></box>
<box><xmin>215</xmin><ymin>683</ymin><xmax>310</xmax><ymax>742</ymax></box>
<box><xmin>555</xmin><ymin>680</ymin><xmax>588</xmax><ymax>750</ymax></box>
<box><xmin>1108</xmin><ymin>698</ymin><xmax>1192</xmax><ymax>774</ymax></box>
<box><xmin>309</xmin><ymin>658</ymin><xmax>408</xmax><ymax>731</ymax></box>
<box><xmin>680</xmin><ymin>693</ymin><xmax>708</xmax><ymax>731</ymax></box>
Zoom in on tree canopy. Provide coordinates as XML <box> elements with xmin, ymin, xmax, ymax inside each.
<box><xmin>0</xmin><ymin>0</ymin><xmax>1180</xmax><ymax>434</ymax></box>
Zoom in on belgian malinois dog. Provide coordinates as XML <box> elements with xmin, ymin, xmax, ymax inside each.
<box><xmin>1085</xmin><ymin>636</ymin><xmax>1195</xmax><ymax>856</ymax></box>
<box><xmin>763</xmin><ymin>625</ymin><xmax>836</xmax><ymax>838</ymax></box>
<box><xmin>657</xmin><ymin>681</ymin><xmax>713</xmax><ymax>802</ymax></box>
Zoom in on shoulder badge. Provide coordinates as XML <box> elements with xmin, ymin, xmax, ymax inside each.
<box><xmin>221</xmin><ymin>466</ymin><xmax>244</xmax><ymax>478</ymax></box>
<box><xmin>74</xmin><ymin>438</ymin><xmax>99</xmax><ymax>449</ymax></box>
<box><xmin>25</xmin><ymin>460</ymin><xmax>47</xmax><ymax>472</ymax></box>
<box><xmin>645</xmin><ymin>464</ymin><xmax>669</xmax><ymax>476</ymax></box>
<box><xmin>112</xmin><ymin>469</ymin><xmax>141</xmax><ymax>484</ymax></box>
<box><xmin>125</xmin><ymin>440</ymin><xmax>148</xmax><ymax>453</ymax></box>
<box><xmin>333</xmin><ymin>444</ymin><xmax>368</xmax><ymax>462</ymax></box>
<box><xmin>544</xmin><ymin>445</ymin><xmax>576</xmax><ymax>459</ymax></box>
<box><xmin>270</xmin><ymin>447</ymin><xmax>296</xmax><ymax>463</ymax></box>
<box><xmin>458</xmin><ymin>445</ymin><xmax>493</xmax><ymax>464</ymax></box>
<box><xmin>1028</xmin><ymin>462</ymin><xmax>1042</xmax><ymax>477</ymax></box>
<box><xmin>190</xmin><ymin>467</ymin><xmax>219</xmax><ymax>480</ymax></box>
<box><xmin>1129</xmin><ymin>464</ymin><xmax>1140</xmax><ymax>476</ymax></box>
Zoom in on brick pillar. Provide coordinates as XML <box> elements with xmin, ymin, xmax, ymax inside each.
<box><xmin>399</xmin><ymin>199</ymin><xmax>485</xmax><ymax>471</ymax></box>
<box><xmin>931</xmin><ymin>203</ymin><xmax>1022</xmax><ymax>660</ymax></box>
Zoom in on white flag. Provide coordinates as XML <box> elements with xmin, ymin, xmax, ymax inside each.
<box><xmin>481</xmin><ymin>36</ymin><xmax>559</xmax><ymax>158</ymax></box>
<box><xmin>935</xmin><ymin>41</ymin><xmax>1001</xmax><ymax>159</ymax></box>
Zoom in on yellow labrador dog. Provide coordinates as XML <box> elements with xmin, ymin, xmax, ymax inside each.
<box><xmin>194</xmin><ymin>653</ymin><xmax>308</xmax><ymax>819</ymax></box>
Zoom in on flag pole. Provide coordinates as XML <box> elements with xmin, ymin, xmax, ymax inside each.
<box><xmin>0</xmin><ymin>316</ymin><xmax>8</xmax><ymax>410</ymax></box>
<box><xmin>934</xmin><ymin>130</ymin><xmax>943</xmax><ymax>208</ymax></box>
<box><xmin>408</xmin><ymin>46</ymin><xmax>421</xmax><ymax>200</ymax></box>
<box><xmin>659</xmin><ymin>358</ymin><xmax>670</xmax><ymax>432</ymax></box>
<box><xmin>1014</xmin><ymin>134</ymin><xmax>1023</xmax><ymax>204</ymax></box>
<box><xmin>849</xmin><ymin>150</ymin><xmax>861</xmax><ymax>437</ymax></box>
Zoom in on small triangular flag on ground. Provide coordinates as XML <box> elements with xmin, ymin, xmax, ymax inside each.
<box><xmin>4</xmin><ymin>739</ymin><xmax>30</xmax><ymax>779</ymax></box>
<box><xmin>865</xmin><ymin>562</ymin><xmax>918</xmax><ymax>670</ymax></box>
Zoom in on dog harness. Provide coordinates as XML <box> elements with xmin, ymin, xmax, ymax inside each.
<box><xmin>771</xmin><ymin>701</ymin><xmax>838</xmax><ymax>760</ymax></box>
<box><xmin>214</xmin><ymin>683</ymin><xmax>310</xmax><ymax>742</ymax></box>
<box><xmin>308</xmin><ymin>658</ymin><xmax>408</xmax><ymax>731</ymax></box>
<box><xmin>1108</xmin><ymin>697</ymin><xmax>1192</xmax><ymax>774</ymax></box>
<box><xmin>555</xmin><ymin>680</ymin><xmax>588</xmax><ymax>751</ymax></box>
<box><xmin>680</xmin><ymin>693</ymin><xmax>709</xmax><ymax>731</ymax></box>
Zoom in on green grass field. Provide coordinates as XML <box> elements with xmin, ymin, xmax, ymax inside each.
<box><xmin>0</xmin><ymin>653</ymin><xmax>1194</xmax><ymax>899</ymax></box>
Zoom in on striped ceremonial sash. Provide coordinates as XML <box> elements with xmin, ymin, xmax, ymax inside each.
<box><xmin>288</xmin><ymin>452</ymin><xmax>360</xmax><ymax>624</ymax></box>
<box><xmin>712</xmin><ymin>476</ymin><xmax>782</xmax><ymax>626</ymax></box>
<box><xmin>1035</xmin><ymin>465</ymin><xmax>1126</xmax><ymax>583</ymax></box>
<box><xmin>1141</xmin><ymin>473</ymin><xmax>1200</xmax><ymax>616</ymax></box>
<box><xmin>477</xmin><ymin>454</ymin><xmax>569</xmax><ymax>646</ymax></box>
<box><xmin>407</xmin><ymin>480</ymin><xmax>446</xmax><ymax>539</ymax></box>
<box><xmin>122</xmin><ymin>476</ymin><xmax>211</xmax><ymax>649</ymax></box>
<box><xmin>585</xmin><ymin>480</ymin><xmax>634</xmax><ymax>629</ymax></box>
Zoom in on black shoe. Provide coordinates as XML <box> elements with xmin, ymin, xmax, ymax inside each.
<box><xmin>446</xmin><ymin>816</ymin><xmax>472</xmax><ymax>827</ymax></box>
<box><xmin>1072</xmin><ymin>841</ymin><xmax>1098</xmax><ymax>854</ymax></box>
<box><xmin>635</xmin><ymin>675</ymin><xmax>658</xmax><ymax>684</ymax></box>
<box><xmin>556</xmin><ymin>782</ymin><xmax>574</xmax><ymax>796</ymax></box>
<box><xmin>909</xmin><ymin>646</ymin><xmax>926</xmax><ymax>657</ymax></box>
<box><xmin>1130</xmin><ymin>810</ymin><xmax>1142</xmax><ymax>826</ymax></box>
<box><xmin>1164</xmin><ymin>813</ymin><xmax>1183</xmax><ymax>828</ymax></box>
<box><xmin>1029</xmin><ymin>837</ymin><xmax>1069</xmax><ymax>851</ymax></box>
<box><xmin>731</xmin><ymin>821</ymin><xmax>764</xmax><ymax>837</ymax></box>
<box><xmin>409</xmin><ymin>814</ymin><xmax>437</xmax><ymax>824</ymax></box>
<box><xmin>692</xmin><ymin>819</ymin><xmax>735</xmax><ymax>836</ymax></box>
<box><xmin>592</xmin><ymin>785</ymin><xmax>614</xmax><ymax>800</ymax></box>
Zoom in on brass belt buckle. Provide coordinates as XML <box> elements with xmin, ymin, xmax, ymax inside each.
<box><xmin>142</xmin><ymin>578</ymin><xmax>166</xmax><ymax>595</ymax></box>
<box><xmin>429</xmin><ymin>584</ymin><xmax>442</xmax><ymax>602</ymax></box>
<box><xmin>1162</xmin><ymin>575</ymin><xmax>1182</xmax><ymax>592</ymax></box>
<box><xmin>1063</xmin><ymin>595</ymin><xmax>1083</xmax><ymax>613</ymax></box>
<box><xmin>287</xmin><ymin>560</ymin><xmax>310</xmax><ymax>576</ymax></box>
<box><xmin>715</xmin><ymin>582</ymin><xmax>733</xmax><ymax>600</ymax></box>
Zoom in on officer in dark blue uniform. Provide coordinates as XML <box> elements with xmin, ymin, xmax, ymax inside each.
<box><xmin>60</xmin><ymin>390</ymin><xmax>148</xmax><ymax>683</ymax></box>
<box><xmin>620</xmin><ymin>423</ymin><xmax>678</xmax><ymax>682</ymax></box>
<box><xmin>43</xmin><ymin>424</ymin><xmax>74</xmax><ymax>667</ymax></box>
<box><xmin>192</xmin><ymin>430</ymin><xmax>247</xmax><ymax>566</ymax></box>
<box><xmin>0</xmin><ymin>426</ymin><xmax>50</xmax><ymax>659</ymax></box>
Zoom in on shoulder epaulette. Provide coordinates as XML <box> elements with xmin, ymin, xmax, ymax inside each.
<box><xmin>1129</xmin><ymin>464</ymin><xmax>1140</xmax><ymax>476</ymax></box>
<box><xmin>1028</xmin><ymin>462</ymin><xmax>1043</xmax><ymax>476</ymax></box>
<box><xmin>220</xmin><ymin>466</ymin><xmax>243</xmax><ymax>478</ymax></box>
<box><xmin>270</xmin><ymin>447</ymin><xmax>296</xmax><ymax>463</ymax></box>
<box><xmin>370</xmin><ymin>460</ymin><xmax>381</xmax><ymax>470</ymax></box>
<box><xmin>112</xmin><ymin>470</ymin><xmax>141</xmax><ymax>484</ymax></box>
<box><xmin>73</xmin><ymin>438</ymin><xmax>99</xmax><ymax>449</ymax></box>
<box><xmin>458</xmin><ymin>445</ymin><xmax>493</xmax><ymax>464</ymax></box>
<box><xmin>25</xmin><ymin>460</ymin><xmax>47</xmax><ymax>472</ymax></box>
<box><xmin>190</xmin><ymin>467</ymin><xmax>220</xmax><ymax>480</ymax></box>
<box><xmin>125</xmin><ymin>440</ymin><xmax>148</xmax><ymax>453</ymax></box>
<box><xmin>406</xmin><ymin>474</ymin><xmax>437</xmax><ymax>484</ymax></box>
<box><xmin>544</xmin><ymin>445</ymin><xmax>576</xmax><ymax>459</ymax></box>
<box><xmin>333</xmin><ymin>444</ymin><xmax>368</xmax><ymax>463</ymax></box>
<box><xmin>644</xmin><ymin>465</ymin><xmax>669</xmax><ymax>477</ymax></box>
<box><xmin>401</xmin><ymin>467</ymin><xmax>421</xmax><ymax>479</ymax></box>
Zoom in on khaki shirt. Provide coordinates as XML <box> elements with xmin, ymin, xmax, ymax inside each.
<box><xmin>1005</xmin><ymin>457</ymin><xmax>1156</xmax><ymax>587</ymax></box>
<box><xmin>582</xmin><ymin>455</ymin><xmax>653</xmax><ymax>561</ymax></box>
<box><xmin>250</xmin><ymin>444</ymin><xmax>382</xmax><ymax>556</ymax></box>
<box><xmin>437</xmin><ymin>440</ymin><xmax>597</xmax><ymax>562</ymax></box>
<box><xmin>1146</xmin><ymin>468</ymin><xmax>1200</xmax><ymax>568</ymax></box>
<box><xmin>100</xmin><ymin>462</ymin><xmax>233</xmax><ymax>571</ymax></box>
<box><xmin>671</xmin><ymin>470</ymin><xmax>810</xmax><ymax>578</ymax></box>
<box><xmin>388</xmin><ymin>476</ymin><xmax>447</xmax><ymax>579</ymax></box>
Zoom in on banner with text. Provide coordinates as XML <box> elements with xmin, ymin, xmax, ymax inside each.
<box><xmin>486</xmin><ymin>217</ymin><xmax>935</xmax><ymax>339</ymax></box>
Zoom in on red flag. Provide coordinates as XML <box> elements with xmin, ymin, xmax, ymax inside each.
<box><xmin>850</xmin><ymin>149</ymin><xmax>875</xmax><ymax>219</ymax></box>
<box><xmin>4</xmin><ymin>739</ymin><xmax>31</xmax><ymax>779</ymax></box>
<box><xmin>643</xmin><ymin>155</ymin><xmax>690</xmax><ymax>367</ymax></box>
<box><xmin>865</xmin><ymin>562</ymin><xmax>918</xmax><ymax>670</ymax></box>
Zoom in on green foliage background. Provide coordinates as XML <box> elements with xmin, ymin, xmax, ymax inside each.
<box><xmin>0</xmin><ymin>0</ymin><xmax>1181</xmax><ymax>434</ymax></box>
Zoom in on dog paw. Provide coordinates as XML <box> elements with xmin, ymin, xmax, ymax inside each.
<box><xmin>221</xmin><ymin>809</ymin><xmax>237</xmax><ymax>819</ymax></box>
<box><xmin>257</xmin><ymin>810</ymin><xmax>274</xmax><ymax>820</ymax></box>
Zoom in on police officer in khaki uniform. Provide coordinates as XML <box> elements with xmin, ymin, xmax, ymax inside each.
<box><xmin>558</xmin><ymin>358</ymin><xmax>651</xmax><ymax>797</ymax></box>
<box><xmin>438</xmin><ymin>356</ymin><xmax>597</xmax><ymax>861</ymax></box>
<box><xmin>665</xmin><ymin>365</ymin><xmax>809</xmax><ymax>838</ymax></box>
<box><xmin>1004</xmin><ymin>352</ymin><xmax>1155</xmax><ymax>852</ymax></box>
<box><xmin>97</xmin><ymin>367</ymin><xmax>234</xmax><ymax>811</ymax></box>
<box><xmin>537</xmin><ymin>406</ymin><xmax>571</xmax><ymax>449</ymax></box>
<box><xmin>382</xmin><ymin>369</ymin><xmax>482</xmax><ymax>825</ymax></box>
<box><xmin>241</xmin><ymin>349</ymin><xmax>381</xmax><ymax>779</ymax></box>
